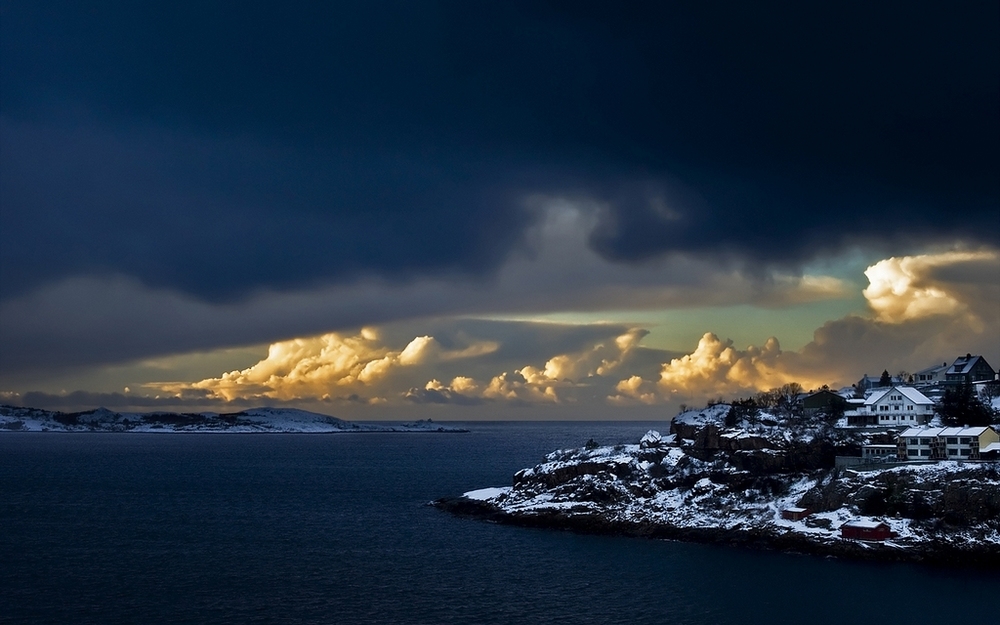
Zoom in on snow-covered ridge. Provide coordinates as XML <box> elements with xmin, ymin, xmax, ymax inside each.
<box><xmin>0</xmin><ymin>405</ymin><xmax>468</xmax><ymax>433</ymax></box>
<box><xmin>438</xmin><ymin>416</ymin><xmax>1000</xmax><ymax>567</ymax></box>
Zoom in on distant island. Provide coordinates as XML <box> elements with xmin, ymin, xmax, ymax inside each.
<box><xmin>0</xmin><ymin>405</ymin><xmax>468</xmax><ymax>433</ymax></box>
<box><xmin>436</xmin><ymin>403</ymin><xmax>1000</xmax><ymax>568</ymax></box>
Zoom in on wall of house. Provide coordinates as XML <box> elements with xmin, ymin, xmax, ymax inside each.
<box><xmin>871</xmin><ymin>391</ymin><xmax>932</xmax><ymax>426</ymax></box>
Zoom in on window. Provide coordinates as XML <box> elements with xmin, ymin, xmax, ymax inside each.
<box><xmin>909</xmin><ymin>438</ymin><xmax>918</xmax><ymax>445</ymax></box>
<box><xmin>907</xmin><ymin>405</ymin><xmax>913</xmax><ymax>410</ymax></box>
<box><xmin>960</xmin><ymin>437</ymin><xmax>971</xmax><ymax>444</ymax></box>
<box><xmin>948</xmin><ymin>449</ymin><xmax>958</xmax><ymax>456</ymax></box>
<box><xmin>920</xmin><ymin>438</ymin><xmax>931</xmax><ymax>444</ymax></box>
<box><xmin>920</xmin><ymin>449</ymin><xmax>931</xmax><ymax>456</ymax></box>
<box><xmin>947</xmin><ymin>438</ymin><xmax>958</xmax><ymax>444</ymax></box>
<box><xmin>959</xmin><ymin>448</ymin><xmax>970</xmax><ymax>456</ymax></box>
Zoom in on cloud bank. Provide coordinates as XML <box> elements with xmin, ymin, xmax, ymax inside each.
<box><xmin>0</xmin><ymin>201</ymin><xmax>850</xmax><ymax>377</ymax></box>
<box><xmin>2</xmin><ymin>3</ymin><xmax>997</xmax><ymax>304</ymax></box>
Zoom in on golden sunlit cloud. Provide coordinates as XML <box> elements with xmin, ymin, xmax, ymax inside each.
<box><xmin>655</xmin><ymin>333</ymin><xmax>816</xmax><ymax>398</ymax></box>
<box><xmin>608</xmin><ymin>375</ymin><xmax>659</xmax><ymax>405</ymax></box>
<box><xmin>863</xmin><ymin>250</ymin><xmax>998</xmax><ymax>324</ymax></box>
<box><xmin>409</xmin><ymin>328</ymin><xmax>650</xmax><ymax>405</ymax></box>
<box><xmin>153</xmin><ymin>330</ymin><xmax>498</xmax><ymax>402</ymax></box>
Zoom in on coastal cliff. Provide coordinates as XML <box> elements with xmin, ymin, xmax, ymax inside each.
<box><xmin>435</xmin><ymin>407</ymin><xmax>1000</xmax><ymax>567</ymax></box>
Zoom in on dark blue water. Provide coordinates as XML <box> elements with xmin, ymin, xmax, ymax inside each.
<box><xmin>2</xmin><ymin>422</ymin><xmax>997</xmax><ymax>625</ymax></box>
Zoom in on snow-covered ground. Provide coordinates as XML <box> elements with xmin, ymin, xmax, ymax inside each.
<box><xmin>0</xmin><ymin>405</ymin><xmax>468</xmax><ymax>433</ymax></box>
<box><xmin>453</xmin><ymin>427</ymin><xmax>1000</xmax><ymax>563</ymax></box>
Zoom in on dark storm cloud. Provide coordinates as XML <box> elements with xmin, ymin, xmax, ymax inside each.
<box><xmin>404</xmin><ymin>386</ymin><xmax>485</xmax><ymax>406</ymax></box>
<box><xmin>2</xmin><ymin>1</ymin><xmax>997</xmax><ymax>301</ymax></box>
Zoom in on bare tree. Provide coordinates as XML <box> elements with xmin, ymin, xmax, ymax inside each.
<box><xmin>774</xmin><ymin>382</ymin><xmax>803</xmax><ymax>419</ymax></box>
<box><xmin>755</xmin><ymin>383</ymin><xmax>803</xmax><ymax>419</ymax></box>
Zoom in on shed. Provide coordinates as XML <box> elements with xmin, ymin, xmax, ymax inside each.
<box><xmin>781</xmin><ymin>507</ymin><xmax>811</xmax><ymax>521</ymax></box>
<box><xmin>840</xmin><ymin>520</ymin><xmax>895</xmax><ymax>541</ymax></box>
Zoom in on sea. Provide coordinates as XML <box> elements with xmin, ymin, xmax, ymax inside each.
<box><xmin>2</xmin><ymin>421</ymin><xmax>997</xmax><ymax>625</ymax></box>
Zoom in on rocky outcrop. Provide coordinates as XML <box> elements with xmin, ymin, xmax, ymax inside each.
<box><xmin>437</xmin><ymin>428</ymin><xmax>1000</xmax><ymax>569</ymax></box>
<box><xmin>798</xmin><ymin>467</ymin><xmax>1000</xmax><ymax>527</ymax></box>
<box><xmin>513</xmin><ymin>460</ymin><xmax>636</xmax><ymax>489</ymax></box>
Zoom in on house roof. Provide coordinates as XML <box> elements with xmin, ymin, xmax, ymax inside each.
<box><xmin>858</xmin><ymin>374</ymin><xmax>902</xmax><ymax>385</ymax></box>
<box><xmin>842</xmin><ymin>520</ymin><xmax>888</xmax><ymax>529</ymax></box>
<box><xmin>900</xmin><ymin>427</ymin><xmax>946</xmax><ymax>437</ymax></box>
<box><xmin>865</xmin><ymin>388</ymin><xmax>890</xmax><ymax>404</ymax></box>
<box><xmin>913</xmin><ymin>363</ymin><xmax>948</xmax><ymax>376</ymax></box>
<box><xmin>805</xmin><ymin>389</ymin><xmax>841</xmax><ymax>399</ymax></box>
<box><xmin>900</xmin><ymin>426</ymin><xmax>997</xmax><ymax>438</ymax></box>
<box><xmin>898</xmin><ymin>387</ymin><xmax>934</xmax><ymax>404</ymax></box>
<box><xmin>982</xmin><ymin>442</ymin><xmax>1000</xmax><ymax>454</ymax></box>
<box><xmin>783</xmin><ymin>507</ymin><xmax>809</xmax><ymax>513</ymax></box>
<box><xmin>864</xmin><ymin>385</ymin><xmax>933</xmax><ymax>406</ymax></box>
<box><xmin>937</xmin><ymin>426</ymin><xmax>991</xmax><ymax>437</ymax></box>
<box><xmin>946</xmin><ymin>354</ymin><xmax>991</xmax><ymax>375</ymax></box>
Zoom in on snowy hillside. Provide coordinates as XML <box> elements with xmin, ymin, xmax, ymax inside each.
<box><xmin>0</xmin><ymin>405</ymin><xmax>467</xmax><ymax>433</ymax></box>
<box><xmin>437</xmin><ymin>415</ymin><xmax>1000</xmax><ymax>567</ymax></box>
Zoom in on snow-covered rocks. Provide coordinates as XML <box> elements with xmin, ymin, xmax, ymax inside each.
<box><xmin>438</xmin><ymin>426</ymin><xmax>1000</xmax><ymax>567</ymax></box>
<box><xmin>639</xmin><ymin>430</ymin><xmax>662</xmax><ymax>449</ymax></box>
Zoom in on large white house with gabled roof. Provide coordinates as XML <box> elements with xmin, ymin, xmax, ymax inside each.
<box><xmin>861</xmin><ymin>385</ymin><xmax>935</xmax><ymax>426</ymax></box>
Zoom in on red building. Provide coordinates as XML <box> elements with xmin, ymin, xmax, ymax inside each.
<box><xmin>781</xmin><ymin>507</ymin><xmax>811</xmax><ymax>521</ymax></box>
<box><xmin>840</xmin><ymin>520</ymin><xmax>895</xmax><ymax>541</ymax></box>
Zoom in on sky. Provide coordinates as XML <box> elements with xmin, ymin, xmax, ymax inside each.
<box><xmin>1</xmin><ymin>1</ymin><xmax>998</xmax><ymax>419</ymax></box>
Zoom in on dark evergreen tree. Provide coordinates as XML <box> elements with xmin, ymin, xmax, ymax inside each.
<box><xmin>878</xmin><ymin>370</ymin><xmax>892</xmax><ymax>387</ymax></box>
<box><xmin>821</xmin><ymin>396</ymin><xmax>847</xmax><ymax>425</ymax></box>
<box><xmin>939</xmin><ymin>382</ymin><xmax>993</xmax><ymax>427</ymax></box>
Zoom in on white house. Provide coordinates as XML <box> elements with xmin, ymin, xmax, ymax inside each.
<box><xmin>912</xmin><ymin>362</ymin><xmax>948</xmax><ymax>386</ymax></box>
<box><xmin>862</xmin><ymin>386</ymin><xmax>935</xmax><ymax>426</ymax></box>
<box><xmin>897</xmin><ymin>427</ymin><xmax>945</xmax><ymax>459</ymax></box>
<box><xmin>897</xmin><ymin>426</ymin><xmax>1000</xmax><ymax>461</ymax></box>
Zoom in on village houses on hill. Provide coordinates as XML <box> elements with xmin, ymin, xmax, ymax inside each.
<box><xmin>829</xmin><ymin>352</ymin><xmax>1000</xmax><ymax>467</ymax></box>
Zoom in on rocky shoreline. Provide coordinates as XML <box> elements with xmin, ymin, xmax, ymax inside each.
<box><xmin>433</xmin><ymin>406</ymin><xmax>1000</xmax><ymax>569</ymax></box>
<box><xmin>433</xmin><ymin>495</ymin><xmax>1000</xmax><ymax>569</ymax></box>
